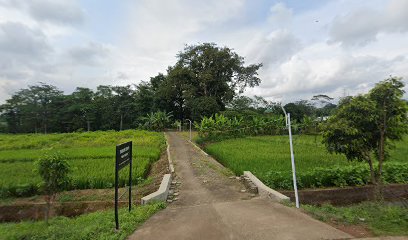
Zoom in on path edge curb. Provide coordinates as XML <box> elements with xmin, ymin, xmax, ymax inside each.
<box><xmin>243</xmin><ymin>171</ymin><xmax>290</xmax><ymax>202</ymax></box>
<box><xmin>141</xmin><ymin>133</ymin><xmax>174</xmax><ymax>205</ymax></box>
<box><xmin>188</xmin><ymin>140</ymin><xmax>209</xmax><ymax>156</ymax></box>
<box><xmin>141</xmin><ymin>174</ymin><xmax>172</xmax><ymax>205</ymax></box>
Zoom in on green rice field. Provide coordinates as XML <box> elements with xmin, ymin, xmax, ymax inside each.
<box><xmin>0</xmin><ymin>130</ymin><xmax>166</xmax><ymax>198</ymax></box>
<box><xmin>204</xmin><ymin>135</ymin><xmax>408</xmax><ymax>189</ymax></box>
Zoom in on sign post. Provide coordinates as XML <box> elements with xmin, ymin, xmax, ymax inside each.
<box><xmin>115</xmin><ymin>141</ymin><xmax>133</xmax><ymax>230</ymax></box>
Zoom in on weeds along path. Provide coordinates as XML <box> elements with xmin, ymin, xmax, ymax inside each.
<box><xmin>129</xmin><ymin>132</ymin><xmax>351</xmax><ymax>240</ymax></box>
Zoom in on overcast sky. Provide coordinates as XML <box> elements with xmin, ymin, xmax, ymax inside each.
<box><xmin>0</xmin><ymin>0</ymin><xmax>407</xmax><ymax>104</ymax></box>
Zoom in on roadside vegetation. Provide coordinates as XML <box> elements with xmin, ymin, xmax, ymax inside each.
<box><xmin>0</xmin><ymin>130</ymin><xmax>165</xmax><ymax>198</ymax></box>
<box><xmin>303</xmin><ymin>202</ymin><xmax>408</xmax><ymax>236</ymax></box>
<box><xmin>200</xmin><ymin>78</ymin><xmax>408</xmax><ymax>190</ymax></box>
<box><xmin>204</xmin><ymin>135</ymin><xmax>408</xmax><ymax>189</ymax></box>
<box><xmin>0</xmin><ymin>202</ymin><xmax>165</xmax><ymax>240</ymax></box>
<box><xmin>0</xmin><ymin>40</ymin><xmax>407</xmax><ymax>238</ymax></box>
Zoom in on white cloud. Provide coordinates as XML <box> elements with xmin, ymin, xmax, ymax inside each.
<box><xmin>268</xmin><ymin>2</ymin><xmax>293</xmax><ymax>29</ymax></box>
<box><xmin>67</xmin><ymin>42</ymin><xmax>110</xmax><ymax>66</ymax></box>
<box><xmin>246</xmin><ymin>41</ymin><xmax>408</xmax><ymax>102</ymax></box>
<box><xmin>0</xmin><ymin>0</ymin><xmax>407</xmax><ymax>104</ymax></box>
<box><xmin>0</xmin><ymin>21</ymin><xmax>52</xmax><ymax>58</ymax></box>
<box><xmin>329</xmin><ymin>0</ymin><xmax>408</xmax><ymax>46</ymax></box>
<box><xmin>27</xmin><ymin>0</ymin><xmax>85</xmax><ymax>26</ymax></box>
<box><xmin>0</xmin><ymin>0</ymin><xmax>85</xmax><ymax>26</ymax></box>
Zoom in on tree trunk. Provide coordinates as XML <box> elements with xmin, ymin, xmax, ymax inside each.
<box><xmin>366</xmin><ymin>154</ymin><xmax>376</xmax><ymax>185</ymax></box>
<box><xmin>377</xmin><ymin>130</ymin><xmax>385</xmax><ymax>184</ymax></box>
<box><xmin>377</xmin><ymin>100</ymin><xmax>386</xmax><ymax>184</ymax></box>
<box><xmin>375</xmin><ymin>101</ymin><xmax>387</xmax><ymax>201</ymax></box>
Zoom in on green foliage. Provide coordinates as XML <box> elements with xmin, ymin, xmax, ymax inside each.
<box><xmin>0</xmin><ymin>83</ymin><xmax>63</xmax><ymax>134</ymax></box>
<box><xmin>36</xmin><ymin>153</ymin><xmax>71</xmax><ymax>222</ymax></box>
<box><xmin>322</xmin><ymin>77</ymin><xmax>408</xmax><ymax>184</ymax></box>
<box><xmin>264</xmin><ymin>162</ymin><xmax>407</xmax><ymax>190</ymax></box>
<box><xmin>189</xmin><ymin>97</ymin><xmax>220</xmax><ymax>121</ymax></box>
<box><xmin>0</xmin><ymin>130</ymin><xmax>165</xmax><ymax>198</ymax></box>
<box><xmin>145</xmin><ymin>43</ymin><xmax>263</xmax><ymax>121</ymax></box>
<box><xmin>177</xmin><ymin>42</ymin><xmax>262</xmax><ymax>101</ymax></box>
<box><xmin>0</xmin><ymin>43</ymin><xmax>262</xmax><ymax>132</ymax></box>
<box><xmin>303</xmin><ymin>202</ymin><xmax>408</xmax><ymax>236</ymax></box>
<box><xmin>283</xmin><ymin>100</ymin><xmax>315</xmax><ymax>123</ymax></box>
<box><xmin>204</xmin><ymin>135</ymin><xmax>408</xmax><ymax>190</ymax></box>
<box><xmin>0</xmin><ymin>202</ymin><xmax>166</xmax><ymax>240</ymax></box>
<box><xmin>0</xmin><ymin>157</ymin><xmax>153</xmax><ymax>198</ymax></box>
<box><xmin>195</xmin><ymin>113</ymin><xmax>286</xmax><ymax>141</ymax></box>
<box><xmin>36</xmin><ymin>153</ymin><xmax>71</xmax><ymax>196</ymax></box>
<box><xmin>140</xmin><ymin>111</ymin><xmax>173</xmax><ymax>131</ymax></box>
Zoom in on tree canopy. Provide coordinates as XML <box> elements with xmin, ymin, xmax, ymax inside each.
<box><xmin>0</xmin><ymin>43</ymin><xmax>263</xmax><ymax>132</ymax></box>
<box><xmin>322</xmin><ymin>77</ymin><xmax>408</xmax><ymax>185</ymax></box>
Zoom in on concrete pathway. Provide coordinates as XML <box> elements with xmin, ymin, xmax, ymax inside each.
<box><xmin>129</xmin><ymin>132</ymin><xmax>351</xmax><ymax>240</ymax></box>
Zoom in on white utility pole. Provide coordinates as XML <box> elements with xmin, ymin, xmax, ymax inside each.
<box><xmin>281</xmin><ymin>106</ymin><xmax>300</xmax><ymax>208</ymax></box>
<box><xmin>185</xmin><ymin>119</ymin><xmax>192</xmax><ymax>141</ymax></box>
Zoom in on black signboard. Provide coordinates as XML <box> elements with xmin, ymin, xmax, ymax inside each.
<box><xmin>115</xmin><ymin>141</ymin><xmax>132</xmax><ymax>230</ymax></box>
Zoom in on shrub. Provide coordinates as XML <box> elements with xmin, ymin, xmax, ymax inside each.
<box><xmin>36</xmin><ymin>153</ymin><xmax>71</xmax><ymax>223</ymax></box>
<box><xmin>140</xmin><ymin>111</ymin><xmax>173</xmax><ymax>131</ymax></box>
<box><xmin>263</xmin><ymin>162</ymin><xmax>408</xmax><ymax>190</ymax></box>
<box><xmin>195</xmin><ymin>113</ymin><xmax>286</xmax><ymax>141</ymax></box>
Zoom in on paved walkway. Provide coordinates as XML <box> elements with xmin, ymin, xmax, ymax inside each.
<box><xmin>129</xmin><ymin>132</ymin><xmax>351</xmax><ymax>240</ymax></box>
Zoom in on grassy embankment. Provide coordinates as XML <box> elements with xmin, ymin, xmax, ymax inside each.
<box><xmin>303</xmin><ymin>202</ymin><xmax>408</xmax><ymax>236</ymax></box>
<box><xmin>0</xmin><ymin>130</ymin><xmax>166</xmax><ymax>198</ymax></box>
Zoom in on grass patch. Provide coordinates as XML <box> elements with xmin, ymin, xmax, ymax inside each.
<box><xmin>204</xmin><ymin>135</ymin><xmax>408</xmax><ymax>189</ymax></box>
<box><xmin>0</xmin><ymin>130</ymin><xmax>164</xmax><ymax>150</ymax></box>
<box><xmin>0</xmin><ymin>202</ymin><xmax>166</xmax><ymax>240</ymax></box>
<box><xmin>303</xmin><ymin>202</ymin><xmax>408</xmax><ymax>236</ymax></box>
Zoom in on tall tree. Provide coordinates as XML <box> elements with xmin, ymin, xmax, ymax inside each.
<box><xmin>172</xmin><ymin>43</ymin><xmax>262</xmax><ymax>120</ymax></box>
<box><xmin>284</xmin><ymin>100</ymin><xmax>315</xmax><ymax>123</ymax></box>
<box><xmin>322</xmin><ymin>77</ymin><xmax>408</xmax><ymax>188</ymax></box>
<box><xmin>65</xmin><ymin>87</ymin><xmax>95</xmax><ymax>131</ymax></box>
<box><xmin>0</xmin><ymin>83</ymin><xmax>62</xmax><ymax>133</ymax></box>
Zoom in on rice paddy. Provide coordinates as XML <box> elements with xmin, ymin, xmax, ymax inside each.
<box><xmin>0</xmin><ymin>130</ymin><xmax>166</xmax><ymax>197</ymax></box>
<box><xmin>204</xmin><ymin>135</ymin><xmax>408</xmax><ymax>189</ymax></box>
